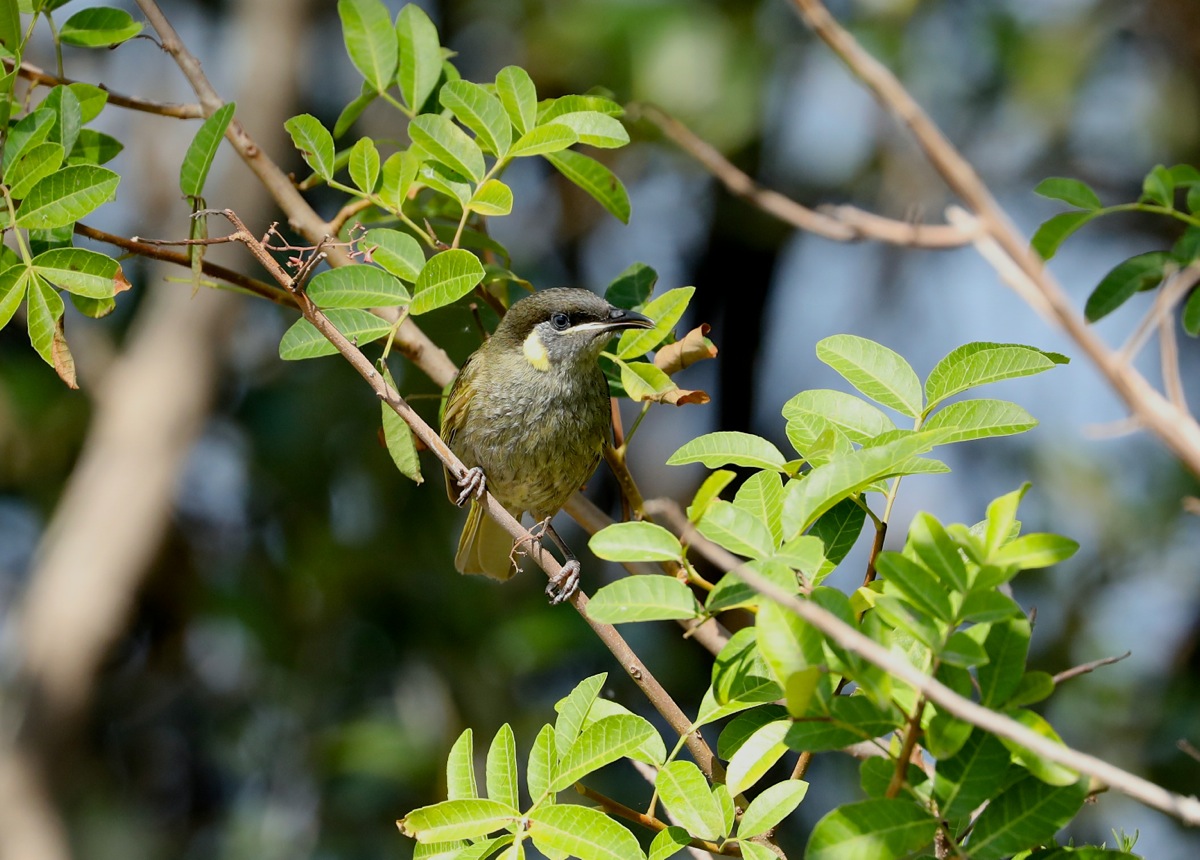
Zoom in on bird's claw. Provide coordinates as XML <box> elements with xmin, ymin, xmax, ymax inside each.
<box><xmin>455</xmin><ymin>466</ymin><xmax>486</xmax><ymax>506</ymax></box>
<box><xmin>546</xmin><ymin>560</ymin><xmax>580</xmax><ymax>605</ymax></box>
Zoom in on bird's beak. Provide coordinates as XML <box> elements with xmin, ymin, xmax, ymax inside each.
<box><xmin>602</xmin><ymin>307</ymin><xmax>655</xmax><ymax>332</ymax></box>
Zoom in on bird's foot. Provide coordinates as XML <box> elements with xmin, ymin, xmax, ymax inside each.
<box><xmin>546</xmin><ymin>560</ymin><xmax>580</xmax><ymax>605</ymax></box>
<box><xmin>455</xmin><ymin>466</ymin><xmax>486</xmax><ymax>506</ymax></box>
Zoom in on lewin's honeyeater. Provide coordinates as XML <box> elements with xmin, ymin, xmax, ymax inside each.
<box><xmin>441</xmin><ymin>288</ymin><xmax>654</xmax><ymax>603</ymax></box>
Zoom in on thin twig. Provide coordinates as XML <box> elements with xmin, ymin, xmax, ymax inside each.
<box><xmin>74</xmin><ymin>222</ymin><xmax>295</xmax><ymax>307</ymax></box>
<box><xmin>1052</xmin><ymin>651</ymin><xmax>1132</xmax><ymax>685</ymax></box>
<box><xmin>730</xmin><ymin>561</ymin><xmax>1200</xmax><ymax>826</ymax></box>
<box><xmin>632</xmin><ymin>102</ymin><xmax>971</xmax><ymax>249</ymax></box>
<box><xmin>6</xmin><ymin>58</ymin><xmax>204</xmax><ymax>118</ymax></box>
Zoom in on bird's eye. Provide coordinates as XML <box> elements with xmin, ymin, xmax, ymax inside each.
<box><xmin>550</xmin><ymin>312</ymin><xmax>570</xmax><ymax>331</ymax></box>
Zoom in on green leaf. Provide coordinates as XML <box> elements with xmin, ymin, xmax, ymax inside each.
<box><xmin>4</xmin><ymin>110</ymin><xmax>55</xmax><ymax>168</ymax></box>
<box><xmin>666</xmin><ymin>431</ymin><xmax>786</xmax><ymax>472</ymax></box>
<box><xmin>0</xmin><ymin>267</ymin><xmax>29</xmax><ymax>330</ymax></box>
<box><xmin>410</xmin><ymin>249</ymin><xmax>485</xmax><ymax>314</ymax></box>
<box><xmin>617</xmin><ymin>360</ymin><xmax>673</xmax><ymax>402</ymax></box>
<box><xmin>734</xmin><ymin>471</ymin><xmax>785</xmax><ymax>546</ymax></box>
<box><xmin>25</xmin><ymin>273</ymin><xmax>63</xmax><ymax>368</ymax></box>
<box><xmin>738</xmin><ymin>779</ymin><xmax>809</xmax><ymax>839</ymax></box>
<box><xmin>648</xmin><ymin>827</ymin><xmax>691</xmax><ymax>860</ymax></box>
<box><xmin>965</xmin><ymin>776</ymin><xmax>1087</xmax><ymax>860</ymax></box>
<box><xmin>284</xmin><ymin>114</ymin><xmax>335</xmax><ymax>179</ymax></box>
<box><xmin>724</xmin><ymin>719</ymin><xmax>789</xmax><ymax>797</ymax></box>
<box><xmin>537</xmin><ymin>94</ymin><xmax>624</xmax><ymax>123</ymax></box>
<box><xmin>711</xmin><ymin>628</ymin><xmax>782</xmax><ymax>709</ymax></box>
<box><xmin>978</xmin><ymin>617</ymin><xmax>1031</xmax><ymax>708</ymax></box>
<box><xmin>983</xmin><ymin>484</ymin><xmax>1028</xmax><ymax>558</ymax></box>
<box><xmin>992</xmin><ymin>533</ymin><xmax>1079</xmax><ymax>569</ymax></box>
<box><xmin>934</xmin><ymin>729</ymin><xmax>1012</xmax><ymax>824</ymax></box>
<box><xmin>347</xmin><ymin>136</ymin><xmax>381</xmax><ymax>193</ymax></box>
<box><xmin>617</xmin><ymin>286</ymin><xmax>695</xmax><ymax>359</ymax></box>
<box><xmin>528</xmin><ymin>804</ymin><xmax>646</xmax><ymax>860</ymax></box>
<box><xmin>378</xmin><ymin>149</ymin><xmax>421</xmax><ymax>212</ymax></box>
<box><xmin>1031</xmin><ymin>210</ymin><xmax>1098</xmax><ymax>260</ymax></box>
<box><xmin>395</xmin><ymin>4</ymin><xmax>441</xmax><ymax>111</ymax></box>
<box><xmin>1007</xmin><ymin>671</ymin><xmax>1054</xmax><ymax>707</ymax></box>
<box><xmin>786</xmin><ymin>697</ymin><xmax>901</xmax><ymax>752</ymax></box>
<box><xmin>780</xmin><ymin>430</ymin><xmax>952</xmax><ymax>539</ymax></box>
<box><xmin>508</xmin><ymin>123</ymin><xmax>578</xmax><ymax>158</ymax></box>
<box><xmin>8</xmin><ymin>142</ymin><xmax>65</xmax><ymax>199</ymax></box>
<box><xmin>924</xmin><ymin>342</ymin><xmax>1063</xmax><ymax>411</ymax></box>
<box><xmin>400</xmin><ymin>798</ymin><xmax>518</xmax><ymax>843</ymax></box>
<box><xmin>756</xmin><ymin>598</ymin><xmax>823</xmax><ymax>687</ymax></box>
<box><xmin>179</xmin><ymin>102</ymin><xmax>235</xmax><ymax>198</ymax></box>
<box><xmin>338</xmin><ymin>0</ymin><xmax>397</xmax><ymax>94</ymax></box>
<box><xmin>717</xmin><ymin>705</ymin><xmax>788</xmax><ymax>758</ymax></box>
<box><xmin>588</xmin><ymin>521</ymin><xmax>682</xmax><ymax>562</ymax></box>
<box><xmin>1183</xmin><ymin>287</ymin><xmax>1200</xmax><ymax>336</ymax></box>
<box><xmin>67</xmin><ymin>83</ymin><xmax>108</xmax><ymax>124</ymax></box>
<box><xmin>495</xmin><ymin>66</ymin><xmax>537</xmax><ymax>136</ymax></box>
<box><xmin>656</xmin><ymin>761</ymin><xmax>727</xmax><ymax>841</ymax></box>
<box><xmin>552</xmin><ymin>714</ymin><xmax>657</xmax><ymax>791</ymax></box>
<box><xmin>782</xmin><ymin>389</ymin><xmax>896</xmax><ymax>444</ymax></box>
<box><xmin>816</xmin><ymin>334</ymin><xmax>923</xmax><ymax>417</ymax></box>
<box><xmin>1141</xmin><ymin>163</ymin><xmax>1174</xmax><ymax>207</ymax></box>
<box><xmin>15</xmin><ymin>164</ymin><xmax>118</xmax><ymax>229</ymax></box>
<box><xmin>586</xmin><ymin>577</ymin><xmax>699</xmax><ymax>624</ymax></box>
<box><xmin>1085</xmin><ymin>252</ymin><xmax>1171</xmax><ymax>322</ymax></box>
<box><xmin>960</xmin><ymin>590</ymin><xmax>1023</xmax><ymax>624</ymax></box>
<box><xmin>907</xmin><ymin>512</ymin><xmax>968</xmax><ymax>592</ymax></box>
<box><xmin>441</xmin><ymin>80</ymin><xmax>511</xmax><ymax>156</ymax></box>
<box><xmin>554</xmin><ymin>674</ymin><xmax>605</xmax><ymax>756</ymax></box>
<box><xmin>1033</xmin><ymin>177</ymin><xmax>1102</xmax><ymax>210</ymax></box>
<box><xmin>1000</xmin><ymin>710</ymin><xmax>1079</xmax><ymax>786</ymax></box>
<box><xmin>58</xmin><ymin>6</ymin><xmax>142</xmax><ymax>46</ymax></box>
<box><xmin>875</xmin><ymin>552</ymin><xmax>953</xmax><ymax>623</ymax></box>
<box><xmin>31</xmin><ymin>248</ymin><xmax>122</xmax><ymax>298</ymax></box>
<box><xmin>70</xmin><ymin>128</ymin><xmax>123</xmax><ymax>167</ymax></box>
<box><xmin>923</xmin><ymin>398</ymin><xmax>1037</xmax><ymax>443</ymax></box>
<box><xmin>940</xmin><ymin>630</ymin><xmax>990</xmax><ymax>667</ymax></box>
<box><xmin>698</xmin><ymin>500</ymin><xmax>776</xmax><ymax>560</ymax></box>
<box><xmin>604</xmin><ymin>262</ymin><xmax>656</xmax><ymax>309</ymax></box>
<box><xmin>545</xmin><ymin>111</ymin><xmax>628</xmax><ymax>149</ymax></box>
<box><xmin>526</xmin><ymin>723</ymin><xmax>556</xmax><ymax>802</ymax></box>
<box><xmin>807</xmin><ymin>499</ymin><xmax>866</xmax><ymax>583</ymax></box>
<box><xmin>466</xmin><ymin>179</ymin><xmax>513</xmax><ymax>216</ymax></box>
<box><xmin>307</xmin><ymin>264</ymin><xmax>409</xmax><ymax>308</ymax></box>
<box><xmin>485</xmin><ymin>724</ymin><xmax>518</xmax><ymax>810</ymax></box>
<box><xmin>363</xmin><ymin>227</ymin><xmax>425</xmax><ymax>282</ymax></box>
<box><xmin>806</xmin><ymin>799</ymin><xmax>937</xmax><ymax>860</ymax></box>
<box><xmin>706</xmin><ymin>560</ymin><xmax>799</xmax><ymax>614</ymax></box>
<box><xmin>544</xmin><ymin>149</ymin><xmax>630</xmax><ymax>223</ymax></box>
<box><xmin>382</xmin><ymin>397</ymin><xmax>422</xmax><ymax>484</ymax></box>
<box><xmin>334</xmin><ymin>83</ymin><xmax>377</xmax><ymax>138</ymax></box>
<box><xmin>579</xmin><ymin>699</ymin><xmax>665</xmax><ymax>767</ymax></box>
<box><xmin>447</xmin><ymin>728</ymin><xmax>477</xmax><ymax>800</ymax></box>
<box><xmin>409</xmin><ymin>114</ymin><xmax>485</xmax><ymax>184</ymax></box>
<box><xmin>278</xmin><ymin>308</ymin><xmax>392</xmax><ymax>359</ymax></box>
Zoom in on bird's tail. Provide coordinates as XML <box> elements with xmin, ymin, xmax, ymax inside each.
<box><xmin>455</xmin><ymin>501</ymin><xmax>518</xmax><ymax>580</ymax></box>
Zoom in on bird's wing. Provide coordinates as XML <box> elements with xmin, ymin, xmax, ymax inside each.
<box><xmin>441</xmin><ymin>354</ymin><xmax>476</xmax><ymax>504</ymax></box>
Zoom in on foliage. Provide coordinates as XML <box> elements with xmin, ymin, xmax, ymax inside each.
<box><xmin>1031</xmin><ymin>166</ymin><xmax>1200</xmax><ymax>330</ymax></box>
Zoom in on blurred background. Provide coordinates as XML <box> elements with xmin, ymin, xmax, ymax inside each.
<box><xmin>1</xmin><ymin>0</ymin><xmax>1199</xmax><ymax>857</ymax></box>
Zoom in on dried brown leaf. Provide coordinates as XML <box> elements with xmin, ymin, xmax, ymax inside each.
<box><xmin>654</xmin><ymin>323</ymin><xmax>717</xmax><ymax>374</ymax></box>
<box><xmin>52</xmin><ymin>318</ymin><xmax>78</xmax><ymax>389</ymax></box>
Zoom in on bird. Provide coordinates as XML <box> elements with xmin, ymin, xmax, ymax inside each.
<box><xmin>441</xmin><ymin>287</ymin><xmax>654</xmax><ymax>603</ymax></box>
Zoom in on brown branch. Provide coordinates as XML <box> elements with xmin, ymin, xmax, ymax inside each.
<box><xmin>885</xmin><ymin>695</ymin><xmax>925</xmax><ymax>798</ymax></box>
<box><xmin>1052</xmin><ymin>651</ymin><xmax>1132</xmax><ymax>685</ymax></box>
<box><xmin>6</xmin><ymin>58</ymin><xmax>204</xmax><ymax>118</ymax></box>
<box><xmin>789</xmin><ymin>0</ymin><xmax>1200</xmax><ymax>480</ymax></box>
<box><xmin>75</xmin><ymin>222</ymin><xmax>296</xmax><ymax>306</ymax></box>
<box><xmin>632</xmin><ymin>102</ymin><xmax>971</xmax><ymax>249</ymax></box>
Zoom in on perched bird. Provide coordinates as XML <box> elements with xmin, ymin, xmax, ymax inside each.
<box><xmin>441</xmin><ymin>288</ymin><xmax>654</xmax><ymax>603</ymax></box>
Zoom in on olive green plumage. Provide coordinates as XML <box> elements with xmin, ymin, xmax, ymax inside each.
<box><xmin>441</xmin><ymin>288</ymin><xmax>653</xmax><ymax>582</ymax></box>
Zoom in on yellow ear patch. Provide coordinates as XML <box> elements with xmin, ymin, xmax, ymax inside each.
<box><xmin>522</xmin><ymin>329</ymin><xmax>551</xmax><ymax>371</ymax></box>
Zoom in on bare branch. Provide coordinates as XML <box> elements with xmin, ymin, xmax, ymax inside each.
<box><xmin>1053</xmin><ymin>651</ymin><xmax>1132</xmax><ymax>685</ymax></box>
<box><xmin>6</xmin><ymin>58</ymin><xmax>204</xmax><ymax>118</ymax></box>
<box><xmin>632</xmin><ymin>103</ymin><xmax>971</xmax><ymax>249</ymax></box>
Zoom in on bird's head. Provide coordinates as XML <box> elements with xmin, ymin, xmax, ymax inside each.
<box><xmin>493</xmin><ymin>287</ymin><xmax>654</xmax><ymax>371</ymax></box>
